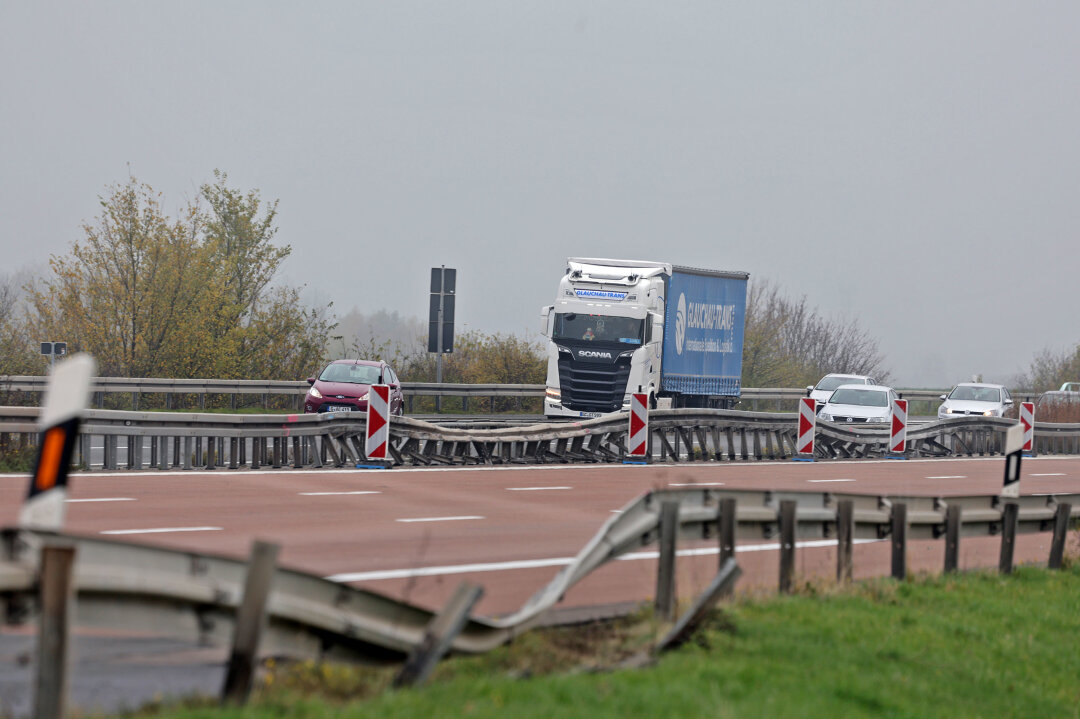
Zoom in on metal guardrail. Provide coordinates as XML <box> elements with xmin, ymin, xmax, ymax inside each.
<box><xmin>2</xmin><ymin>488</ymin><xmax>1077</xmax><ymax>662</ymax></box>
<box><xmin>0</xmin><ymin>374</ymin><xmax>1041</xmax><ymax>411</ymax></box>
<box><xmin>1</xmin><ymin>406</ymin><xmax>1078</xmax><ymax>470</ymax></box>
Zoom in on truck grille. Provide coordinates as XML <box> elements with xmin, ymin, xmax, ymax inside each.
<box><xmin>558</xmin><ymin>356</ymin><xmax>632</xmax><ymax>413</ymax></box>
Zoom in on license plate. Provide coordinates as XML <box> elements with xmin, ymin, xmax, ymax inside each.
<box><xmin>579</xmin><ymin>411</ymin><xmax>602</xmax><ymax>418</ymax></box>
<box><xmin>327</xmin><ymin>405</ymin><xmax>353</xmax><ymax>412</ymax></box>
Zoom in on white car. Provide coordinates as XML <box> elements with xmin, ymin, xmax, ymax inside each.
<box><xmin>938</xmin><ymin>383</ymin><xmax>1013</xmax><ymax>419</ymax></box>
<box><xmin>806</xmin><ymin>373</ymin><xmax>878</xmax><ymax>411</ymax></box>
<box><xmin>818</xmin><ymin>384</ymin><xmax>898</xmax><ymax>424</ymax></box>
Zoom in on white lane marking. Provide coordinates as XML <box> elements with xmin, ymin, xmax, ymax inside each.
<box><xmin>926</xmin><ymin>476</ymin><xmax>966</xmax><ymax>479</ymax></box>
<box><xmin>299</xmin><ymin>491</ymin><xmax>381</xmax><ymax>496</ymax></box>
<box><xmin>1031</xmin><ymin>473</ymin><xmax>1066</xmax><ymax>477</ymax></box>
<box><xmin>101</xmin><ymin>526</ymin><xmax>222</xmax><ymax>535</ymax></box>
<box><xmin>506</xmin><ymin>486</ymin><xmax>572</xmax><ymax>491</ymax></box>
<box><xmin>65</xmin><ymin>497</ymin><xmax>136</xmax><ymax>503</ymax></box>
<box><xmin>808</xmin><ymin>479</ymin><xmax>856</xmax><ymax>483</ymax></box>
<box><xmin>326</xmin><ymin>538</ymin><xmax>884</xmax><ymax>582</ymax></box>
<box><xmin>669</xmin><ymin>482</ymin><xmax>725</xmax><ymax>487</ymax></box>
<box><xmin>395</xmin><ymin>516</ymin><xmax>484</xmax><ymax>523</ymax></box>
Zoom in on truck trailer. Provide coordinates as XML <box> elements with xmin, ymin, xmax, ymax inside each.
<box><xmin>540</xmin><ymin>258</ymin><xmax>748</xmax><ymax>418</ymax></box>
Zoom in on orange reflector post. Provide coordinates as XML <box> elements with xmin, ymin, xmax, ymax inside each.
<box><xmin>34</xmin><ymin>426</ymin><xmax>67</xmax><ymax>492</ymax></box>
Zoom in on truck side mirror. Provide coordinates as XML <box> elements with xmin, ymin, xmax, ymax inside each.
<box><xmin>540</xmin><ymin>305</ymin><xmax>553</xmax><ymax>337</ymax></box>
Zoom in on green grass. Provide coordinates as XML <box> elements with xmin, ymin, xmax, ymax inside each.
<box><xmin>125</xmin><ymin>564</ymin><xmax>1080</xmax><ymax>719</ymax></box>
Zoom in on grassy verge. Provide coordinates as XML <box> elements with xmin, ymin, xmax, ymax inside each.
<box><xmin>129</xmin><ymin>564</ymin><xmax>1080</xmax><ymax>719</ymax></box>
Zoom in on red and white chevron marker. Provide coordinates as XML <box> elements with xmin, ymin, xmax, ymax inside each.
<box><xmin>365</xmin><ymin>384</ymin><xmax>390</xmax><ymax>460</ymax></box>
<box><xmin>796</xmin><ymin>397</ymin><xmax>816</xmax><ymax>457</ymax></box>
<box><xmin>1020</xmin><ymin>402</ymin><xmax>1035</xmax><ymax>453</ymax></box>
<box><xmin>627</xmin><ymin>393</ymin><xmax>649</xmax><ymax>459</ymax></box>
<box><xmin>890</xmin><ymin>398</ymin><xmax>908</xmax><ymax>454</ymax></box>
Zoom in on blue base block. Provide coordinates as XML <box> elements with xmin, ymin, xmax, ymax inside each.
<box><xmin>792</xmin><ymin>456</ymin><xmax>815</xmax><ymax>462</ymax></box>
<box><xmin>355</xmin><ymin>464</ymin><xmax>391</xmax><ymax>470</ymax></box>
<box><xmin>623</xmin><ymin>460</ymin><xmax>649</xmax><ymax>465</ymax></box>
<box><xmin>1022</xmin><ymin>453</ymin><xmax>1034</xmax><ymax>458</ymax></box>
<box><xmin>885</xmin><ymin>454</ymin><xmax>909</xmax><ymax>460</ymax></box>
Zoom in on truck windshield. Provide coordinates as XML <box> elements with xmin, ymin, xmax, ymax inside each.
<box><xmin>553</xmin><ymin>313</ymin><xmax>644</xmax><ymax>345</ymax></box>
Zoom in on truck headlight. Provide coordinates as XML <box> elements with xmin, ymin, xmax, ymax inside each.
<box><xmin>546</xmin><ymin>387</ymin><xmax>561</xmax><ymax>399</ymax></box>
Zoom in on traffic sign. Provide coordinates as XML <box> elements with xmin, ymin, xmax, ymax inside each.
<box><xmin>890</xmin><ymin>398</ymin><xmax>908</xmax><ymax>454</ymax></box>
<box><xmin>1001</xmin><ymin>423</ymin><xmax>1024</xmax><ymax>498</ymax></box>
<box><xmin>365</xmin><ymin>384</ymin><xmax>391</xmax><ymax>461</ymax></box>
<box><xmin>1020</xmin><ymin>402</ymin><xmax>1035</xmax><ymax>453</ymax></box>
<box><xmin>627</xmin><ymin>393</ymin><xmax>649</xmax><ymax>459</ymax></box>
<box><xmin>796</xmin><ymin>397</ymin><xmax>816</xmax><ymax>458</ymax></box>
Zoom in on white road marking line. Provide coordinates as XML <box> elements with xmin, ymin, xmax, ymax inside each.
<box><xmin>808</xmin><ymin>479</ymin><xmax>856</xmax><ymax>483</ymax></box>
<box><xmin>395</xmin><ymin>516</ymin><xmax>484</xmax><ymax>524</ymax></box>
<box><xmin>65</xmin><ymin>497</ymin><xmax>136</xmax><ymax>503</ymax></box>
<box><xmin>326</xmin><ymin>538</ymin><xmax>884</xmax><ymax>582</ymax></box>
<box><xmin>506</xmin><ymin>486</ymin><xmax>572</xmax><ymax>491</ymax></box>
<box><xmin>926</xmin><ymin>476</ymin><xmax>966</xmax><ymax>479</ymax></box>
<box><xmin>1031</xmin><ymin>473</ymin><xmax>1066</xmax><ymax>476</ymax></box>
<box><xmin>101</xmin><ymin>526</ymin><xmax>222</xmax><ymax>535</ymax></box>
<box><xmin>669</xmin><ymin>482</ymin><xmax>725</xmax><ymax>487</ymax></box>
<box><xmin>299</xmin><ymin>491</ymin><xmax>381</xmax><ymax>496</ymax></box>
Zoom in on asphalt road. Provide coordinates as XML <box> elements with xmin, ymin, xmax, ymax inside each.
<box><xmin>2</xmin><ymin>455</ymin><xmax>1078</xmax><ymax>716</ymax></box>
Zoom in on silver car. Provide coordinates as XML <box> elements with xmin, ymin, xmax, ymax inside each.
<box><xmin>938</xmin><ymin>383</ymin><xmax>1013</xmax><ymax>419</ymax></box>
<box><xmin>806</xmin><ymin>373</ymin><xmax>877</xmax><ymax>412</ymax></box>
<box><xmin>819</xmin><ymin>384</ymin><xmax>898</xmax><ymax>424</ymax></box>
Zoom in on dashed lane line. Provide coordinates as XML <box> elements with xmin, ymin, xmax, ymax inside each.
<box><xmin>65</xmin><ymin>497</ymin><xmax>136</xmax><ymax>503</ymax></box>
<box><xmin>506</xmin><ymin>486</ymin><xmax>573</xmax><ymax>491</ymax></box>
<box><xmin>669</xmin><ymin>482</ymin><xmax>725</xmax><ymax>487</ymax></box>
<box><xmin>926</xmin><ymin>476</ymin><xmax>966</xmax><ymax>479</ymax></box>
<box><xmin>395</xmin><ymin>516</ymin><xmax>484</xmax><ymax>524</ymax></box>
<box><xmin>808</xmin><ymin>479</ymin><xmax>856</xmax><ymax>483</ymax></box>
<box><xmin>1031</xmin><ymin>473</ymin><xmax>1066</xmax><ymax>477</ymax></box>
<box><xmin>299</xmin><ymin>491</ymin><xmax>381</xmax><ymax>496</ymax></box>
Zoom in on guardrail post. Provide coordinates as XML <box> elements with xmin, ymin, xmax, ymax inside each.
<box><xmin>718</xmin><ymin>497</ymin><xmax>736</xmax><ymax>568</ymax></box>
<box><xmin>393</xmin><ymin>582</ymin><xmax>484</xmax><ymax>688</ymax></box>
<box><xmin>656</xmin><ymin>558</ymin><xmax>741</xmax><ymax>653</ymax></box>
<box><xmin>221</xmin><ymin>540</ymin><xmax>279</xmax><ymax>706</ymax></box>
<box><xmin>999</xmin><ymin>502</ymin><xmax>1019</xmax><ymax>574</ymax></box>
<box><xmin>891</xmin><ymin>503</ymin><xmax>907</xmax><ymax>580</ymax></box>
<box><xmin>33</xmin><ymin>543</ymin><xmax>76</xmax><ymax>719</ymax></box>
<box><xmin>836</xmin><ymin>500</ymin><xmax>854</xmax><ymax>583</ymax></box>
<box><xmin>655</xmin><ymin>501</ymin><xmax>680</xmax><ymax>620</ymax></box>
<box><xmin>944</xmin><ymin>504</ymin><xmax>961</xmax><ymax>573</ymax></box>
<box><xmin>1048</xmin><ymin>503</ymin><xmax>1072</xmax><ymax>569</ymax></box>
<box><xmin>779</xmin><ymin>500</ymin><xmax>796</xmax><ymax>594</ymax></box>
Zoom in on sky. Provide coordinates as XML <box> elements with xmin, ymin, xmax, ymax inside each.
<box><xmin>2</xmin><ymin>2</ymin><xmax>1078</xmax><ymax>388</ymax></box>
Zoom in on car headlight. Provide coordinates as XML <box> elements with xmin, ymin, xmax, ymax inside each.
<box><xmin>983</xmin><ymin>410</ymin><xmax>993</xmax><ymax>416</ymax></box>
<box><xmin>359</xmin><ymin>392</ymin><xmax>369</xmax><ymax>402</ymax></box>
<box><xmin>942</xmin><ymin>407</ymin><xmax>953</xmax><ymax>415</ymax></box>
<box><xmin>308</xmin><ymin>386</ymin><xmax>323</xmax><ymax>399</ymax></box>
<box><xmin>819</xmin><ymin>413</ymin><xmax>833</xmax><ymax>421</ymax></box>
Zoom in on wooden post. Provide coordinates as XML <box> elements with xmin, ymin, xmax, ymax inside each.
<box><xmin>655</xmin><ymin>501</ymin><xmax>680</xmax><ymax>620</ymax></box>
<box><xmin>891</xmin><ymin>502</ymin><xmax>907</xmax><ymax>581</ymax></box>
<box><xmin>836</xmin><ymin>500</ymin><xmax>854</xmax><ymax>583</ymax></box>
<box><xmin>33</xmin><ymin>544</ymin><xmax>76</xmax><ymax>719</ymax></box>
<box><xmin>944</xmin><ymin>504</ymin><xmax>961</xmax><ymax>574</ymax></box>
<box><xmin>656</xmin><ymin>558</ymin><xmax>741</xmax><ymax>653</ymax></box>
<box><xmin>1048</xmin><ymin>503</ymin><xmax>1072</xmax><ymax>570</ymax></box>
<box><xmin>394</xmin><ymin>582</ymin><xmax>484</xmax><ymax>688</ymax></box>
<box><xmin>999</xmin><ymin>502</ymin><xmax>1019</xmax><ymax>574</ymax></box>
<box><xmin>779</xmin><ymin>500</ymin><xmax>797</xmax><ymax>594</ymax></box>
<box><xmin>221</xmin><ymin>541</ymin><xmax>280</xmax><ymax>706</ymax></box>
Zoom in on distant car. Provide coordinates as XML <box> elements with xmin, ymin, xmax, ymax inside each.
<box><xmin>304</xmin><ymin>359</ymin><xmax>405</xmax><ymax>416</ymax></box>
<box><xmin>818</xmin><ymin>384</ymin><xmax>898</xmax><ymax>424</ymax></box>
<box><xmin>1059</xmin><ymin>382</ymin><xmax>1080</xmax><ymax>392</ymax></box>
<box><xmin>937</xmin><ymin>383</ymin><xmax>1013</xmax><ymax>419</ymax></box>
<box><xmin>806</xmin><ymin>374</ymin><xmax>877</xmax><ymax>411</ymax></box>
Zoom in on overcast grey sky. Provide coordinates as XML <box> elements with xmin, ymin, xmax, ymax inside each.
<box><xmin>2</xmin><ymin>2</ymin><xmax>1077</xmax><ymax>387</ymax></box>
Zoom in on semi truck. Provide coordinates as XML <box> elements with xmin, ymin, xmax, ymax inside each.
<box><xmin>540</xmin><ymin>258</ymin><xmax>748</xmax><ymax>418</ymax></box>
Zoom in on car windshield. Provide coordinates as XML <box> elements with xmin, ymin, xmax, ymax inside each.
<box><xmin>829</xmin><ymin>388</ymin><xmax>888</xmax><ymax>407</ymax></box>
<box><xmin>817</xmin><ymin>376</ymin><xmax>863</xmax><ymax>392</ymax></box>
<box><xmin>553</xmin><ymin>313</ymin><xmax>644</xmax><ymax>344</ymax></box>
<box><xmin>319</xmin><ymin>363</ymin><xmax>382</xmax><ymax>385</ymax></box>
<box><xmin>949</xmin><ymin>386</ymin><xmax>1001</xmax><ymax>403</ymax></box>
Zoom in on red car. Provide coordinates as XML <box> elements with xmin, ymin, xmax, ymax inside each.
<box><xmin>304</xmin><ymin>359</ymin><xmax>405</xmax><ymax>415</ymax></box>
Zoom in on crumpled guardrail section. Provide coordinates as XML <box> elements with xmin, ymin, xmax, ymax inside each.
<box><xmin>2</xmin><ymin>488</ymin><xmax>1077</xmax><ymax>661</ymax></box>
<box><xmin>0</xmin><ymin>407</ymin><xmax>1078</xmax><ymax>470</ymax></box>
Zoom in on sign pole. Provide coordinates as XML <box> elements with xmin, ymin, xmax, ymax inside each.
<box><xmin>435</xmin><ymin>266</ymin><xmax>444</xmax><ymax>413</ymax></box>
